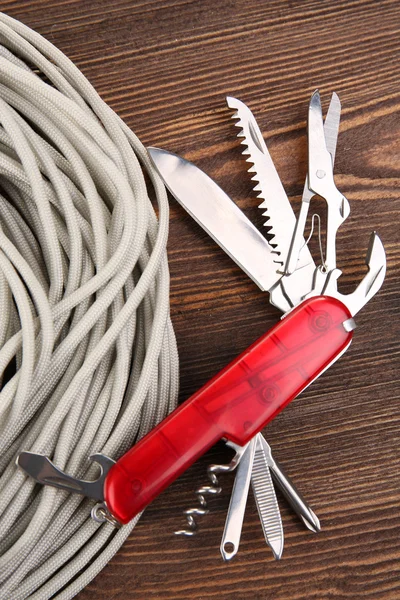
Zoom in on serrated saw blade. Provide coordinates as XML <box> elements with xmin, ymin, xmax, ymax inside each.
<box><xmin>227</xmin><ymin>96</ymin><xmax>314</xmax><ymax>271</ymax></box>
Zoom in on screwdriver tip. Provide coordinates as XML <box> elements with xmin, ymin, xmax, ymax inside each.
<box><xmin>300</xmin><ymin>509</ymin><xmax>321</xmax><ymax>533</ymax></box>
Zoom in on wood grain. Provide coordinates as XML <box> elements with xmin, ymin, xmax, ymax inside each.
<box><xmin>5</xmin><ymin>1</ymin><xmax>400</xmax><ymax>598</ymax></box>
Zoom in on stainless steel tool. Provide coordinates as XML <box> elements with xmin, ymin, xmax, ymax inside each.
<box><xmin>18</xmin><ymin>91</ymin><xmax>386</xmax><ymax>563</ymax></box>
<box><xmin>146</xmin><ymin>90</ymin><xmax>386</xmax><ymax>560</ymax></box>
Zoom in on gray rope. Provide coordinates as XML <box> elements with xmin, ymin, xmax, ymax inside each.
<box><xmin>0</xmin><ymin>12</ymin><xmax>179</xmax><ymax>599</ymax></box>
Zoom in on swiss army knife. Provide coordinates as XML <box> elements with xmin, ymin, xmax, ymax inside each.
<box><xmin>17</xmin><ymin>90</ymin><xmax>386</xmax><ymax>562</ymax></box>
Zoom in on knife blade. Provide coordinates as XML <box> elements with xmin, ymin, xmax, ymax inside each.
<box><xmin>148</xmin><ymin>147</ymin><xmax>283</xmax><ymax>295</ymax></box>
<box><xmin>149</xmin><ymin>146</ymin><xmax>319</xmax><ymax>309</ymax></box>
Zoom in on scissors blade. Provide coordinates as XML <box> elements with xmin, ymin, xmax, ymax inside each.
<box><xmin>308</xmin><ymin>90</ymin><xmax>338</xmax><ymax>193</ymax></box>
<box><xmin>324</xmin><ymin>92</ymin><xmax>341</xmax><ymax>163</ymax></box>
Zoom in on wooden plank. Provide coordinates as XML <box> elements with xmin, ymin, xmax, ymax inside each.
<box><xmin>5</xmin><ymin>1</ymin><xmax>400</xmax><ymax>598</ymax></box>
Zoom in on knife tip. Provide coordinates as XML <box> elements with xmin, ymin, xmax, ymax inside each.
<box><xmin>147</xmin><ymin>146</ymin><xmax>159</xmax><ymax>158</ymax></box>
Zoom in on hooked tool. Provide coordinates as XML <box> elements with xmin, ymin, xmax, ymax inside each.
<box><xmin>17</xmin><ymin>91</ymin><xmax>386</xmax><ymax>561</ymax></box>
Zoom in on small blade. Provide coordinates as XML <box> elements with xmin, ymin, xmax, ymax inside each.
<box><xmin>148</xmin><ymin>147</ymin><xmax>284</xmax><ymax>294</ymax></box>
<box><xmin>227</xmin><ymin>96</ymin><xmax>313</xmax><ymax>269</ymax></box>
<box><xmin>251</xmin><ymin>434</ymin><xmax>284</xmax><ymax>559</ymax></box>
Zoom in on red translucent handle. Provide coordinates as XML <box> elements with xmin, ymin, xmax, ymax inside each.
<box><xmin>105</xmin><ymin>296</ymin><xmax>352</xmax><ymax>523</ymax></box>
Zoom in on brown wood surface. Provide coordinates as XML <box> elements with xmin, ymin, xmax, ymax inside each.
<box><xmin>5</xmin><ymin>1</ymin><xmax>400</xmax><ymax>598</ymax></box>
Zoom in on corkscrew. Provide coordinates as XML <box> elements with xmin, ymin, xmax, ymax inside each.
<box><xmin>174</xmin><ymin>442</ymin><xmax>249</xmax><ymax>536</ymax></box>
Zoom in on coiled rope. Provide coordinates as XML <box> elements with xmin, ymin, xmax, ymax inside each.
<box><xmin>0</xmin><ymin>12</ymin><xmax>179</xmax><ymax>599</ymax></box>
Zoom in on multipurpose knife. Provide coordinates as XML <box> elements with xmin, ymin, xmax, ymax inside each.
<box><xmin>17</xmin><ymin>92</ymin><xmax>386</xmax><ymax>555</ymax></box>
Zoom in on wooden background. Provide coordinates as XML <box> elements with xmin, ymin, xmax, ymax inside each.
<box><xmin>5</xmin><ymin>1</ymin><xmax>400</xmax><ymax>598</ymax></box>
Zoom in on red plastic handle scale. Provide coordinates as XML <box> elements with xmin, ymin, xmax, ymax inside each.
<box><xmin>105</xmin><ymin>296</ymin><xmax>352</xmax><ymax>523</ymax></box>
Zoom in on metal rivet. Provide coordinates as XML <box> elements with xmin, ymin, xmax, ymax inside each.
<box><xmin>342</xmin><ymin>318</ymin><xmax>357</xmax><ymax>332</ymax></box>
<box><xmin>316</xmin><ymin>169</ymin><xmax>326</xmax><ymax>179</ymax></box>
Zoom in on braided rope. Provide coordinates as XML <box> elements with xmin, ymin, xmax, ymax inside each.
<box><xmin>0</xmin><ymin>12</ymin><xmax>179</xmax><ymax>599</ymax></box>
